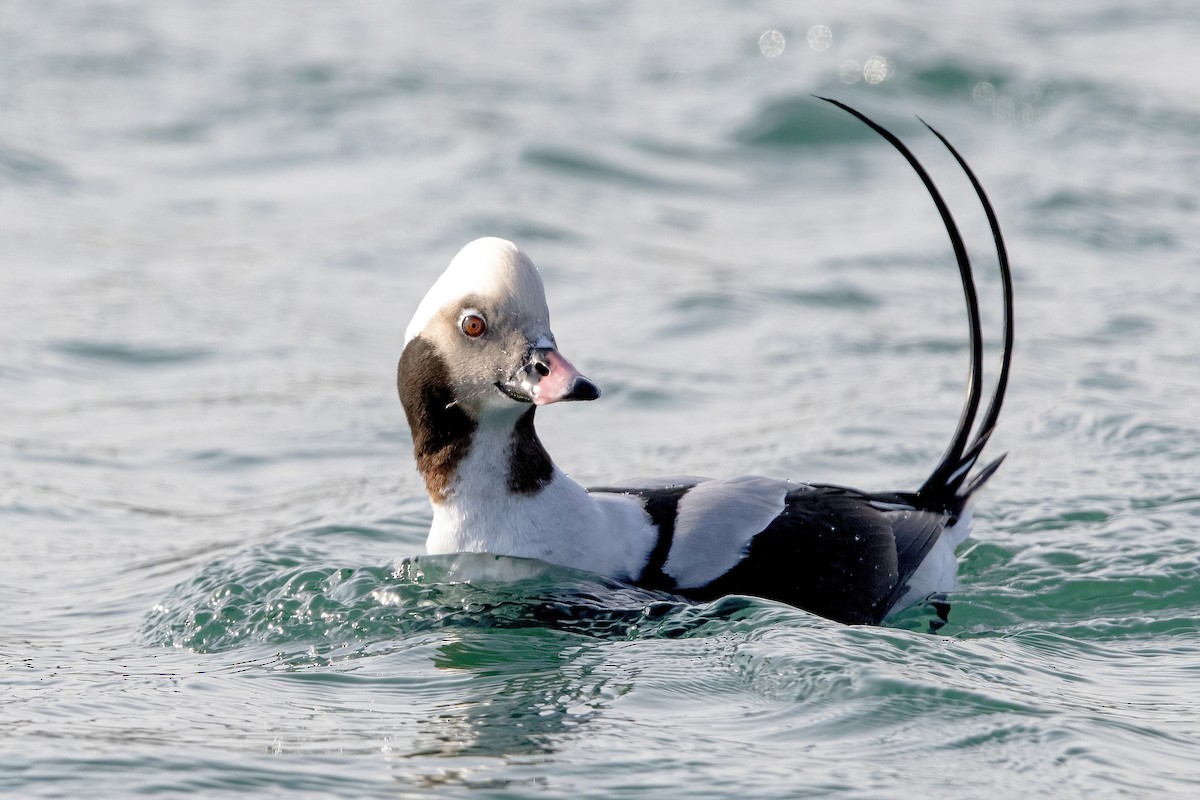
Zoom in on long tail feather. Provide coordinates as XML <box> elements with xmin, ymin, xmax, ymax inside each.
<box><xmin>815</xmin><ymin>97</ymin><xmax>986</xmax><ymax>505</ymax></box>
<box><xmin>919</xmin><ymin>120</ymin><xmax>1014</xmax><ymax>471</ymax></box>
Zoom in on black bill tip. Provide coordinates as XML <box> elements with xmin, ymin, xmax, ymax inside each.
<box><xmin>563</xmin><ymin>377</ymin><xmax>600</xmax><ymax>402</ymax></box>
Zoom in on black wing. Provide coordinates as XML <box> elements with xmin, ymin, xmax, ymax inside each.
<box><xmin>676</xmin><ymin>485</ymin><xmax>948</xmax><ymax>625</ymax></box>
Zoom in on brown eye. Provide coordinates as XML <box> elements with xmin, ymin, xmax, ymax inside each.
<box><xmin>460</xmin><ymin>314</ymin><xmax>487</xmax><ymax>338</ymax></box>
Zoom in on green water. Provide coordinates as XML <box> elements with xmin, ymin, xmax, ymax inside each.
<box><xmin>4</xmin><ymin>1</ymin><xmax>1200</xmax><ymax>797</ymax></box>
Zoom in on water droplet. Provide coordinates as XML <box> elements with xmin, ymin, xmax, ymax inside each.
<box><xmin>807</xmin><ymin>25</ymin><xmax>833</xmax><ymax>52</ymax></box>
<box><xmin>972</xmin><ymin>81</ymin><xmax>997</xmax><ymax>106</ymax></box>
<box><xmin>863</xmin><ymin>55</ymin><xmax>890</xmax><ymax>84</ymax></box>
<box><xmin>759</xmin><ymin>29</ymin><xmax>786</xmax><ymax>58</ymax></box>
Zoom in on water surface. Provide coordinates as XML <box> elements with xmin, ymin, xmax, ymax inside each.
<box><xmin>3</xmin><ymin>2</ymin><xmax>1199</xmax><ymax>797</ymax></box>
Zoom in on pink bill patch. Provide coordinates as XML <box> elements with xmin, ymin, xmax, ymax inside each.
<box><xmin>533</xmin><ymin>349</ymin><xmax>588</xmax><ymax>405</ymax></box>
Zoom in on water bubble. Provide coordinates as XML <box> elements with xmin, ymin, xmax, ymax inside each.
<box><xmin>807</xmin><ymin>25</ymin><xmax>833</xmax><ymax>52</ymax></box>
<box><xmin>863</xmin><ymin>55</ymin><xmax>890</xmax><ymax>84</ymax></box>
<box><xmin>759</xmin><ymin>29</ymin><xmax>786</xmax><ymax>58</ymax></box>
<box><xmin>838</xmin><ymin>60</ymin><xmax>862</xmax><ymax>84</ymax></box>
<box><xmin>972</xmin><ymin>81</ymin><xmax>997</xmax><ymax>106</ymax></box>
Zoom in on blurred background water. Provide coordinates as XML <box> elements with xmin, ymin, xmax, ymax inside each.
<box><xmin>3</xmin><ymin>1</ymin><xmax>1199</xmax><ymax>798</ymax></box>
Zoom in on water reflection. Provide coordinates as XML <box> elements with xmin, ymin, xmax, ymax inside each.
<box><xmin>392</xmin><ymin>628</ymin><xmax>629</xmax><ymax>790</ymax></box>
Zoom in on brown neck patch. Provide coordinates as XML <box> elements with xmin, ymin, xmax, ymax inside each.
<box><xmin>398</xmin><ymin>336</ymin><xmax>476</xmax><ymax>502</ymax></box>
<box><xmin>508</xmin><ymin>406</ymin><xmax>554</xmax><ymax>495</ymax></box>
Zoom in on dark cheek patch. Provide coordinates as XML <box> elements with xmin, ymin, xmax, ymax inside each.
<box><xmin>398</xmin><ymin>337</ymin><xmax>476</xmax><ymax>502</ymax></box>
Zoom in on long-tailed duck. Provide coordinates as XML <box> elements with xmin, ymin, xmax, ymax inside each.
<box><xmin>397</xmin><ymin>99</ymin><xmax>1013</xmax><ymax>626</ymax></box>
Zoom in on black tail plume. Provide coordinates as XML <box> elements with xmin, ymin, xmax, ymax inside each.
<box><xmin>919</xmin><ymin>119</ymin><xmax>1014</xmax><ymax>481</ymax></box>
<box><xmin>816</xmin><ymin>98</ymin><xmax>1012</xmax><ymax>507</ymax></box>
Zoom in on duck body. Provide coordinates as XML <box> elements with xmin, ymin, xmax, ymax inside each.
<box><xmin>398</xmin><ymin>100</ymin><xmax>1013</xmax><ymax>626</ymax></box>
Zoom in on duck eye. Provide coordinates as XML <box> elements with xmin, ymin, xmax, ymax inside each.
<box><xmin>460</xmin><ymin>314</ymin><xmax>487</xmax><ymax>338</ymax></box>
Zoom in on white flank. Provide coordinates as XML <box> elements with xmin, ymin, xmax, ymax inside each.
<box><xmin>888</xmin><ymin>506</ymin><xmax>974</xmax><ymax>615</ymax></box>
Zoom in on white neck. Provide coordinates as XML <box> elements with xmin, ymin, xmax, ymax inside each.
<box><xmin>422</xmin><ymin>415</ymin><xmax>658</xmax><ymax>582</ymax></box>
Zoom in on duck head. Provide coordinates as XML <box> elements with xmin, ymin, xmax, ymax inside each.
<box><xmin>400</xmin><ymin>237</ymin><xmax>599</xmax><ymax>422</ymax></box>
